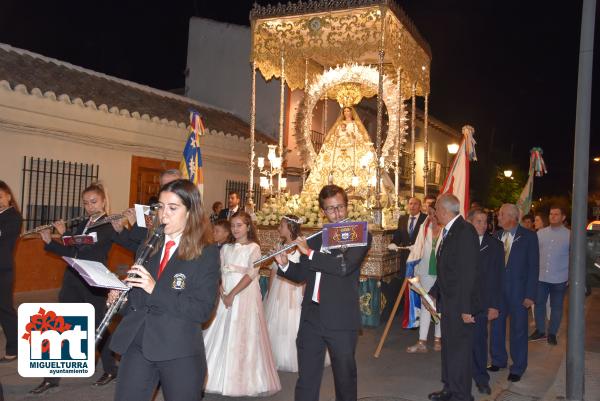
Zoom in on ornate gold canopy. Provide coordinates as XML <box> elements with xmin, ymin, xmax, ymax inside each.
<box><xmin>250</xmin><ymin>0</ymin><xmax>431</xmax><ymax>97</ymax></box>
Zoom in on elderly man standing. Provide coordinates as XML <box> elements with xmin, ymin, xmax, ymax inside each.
<box><xmin>529</xmin><ymin>206</ymin><xmax>570</xmax><ymax>345</ymax></box>
<box><xmin>489</xmin><ymin>204</ymin><xmax>539</xmax><ymax>382</ymax></box>
<box><xmin>428</xmin><ymin>194</ymin><xmax>479</xmax><ymax>401</ymax></box>
<box><xmin>466</xmin><ymin>208</ymin><xmax>504</xmax><ymax>395</ymax></box>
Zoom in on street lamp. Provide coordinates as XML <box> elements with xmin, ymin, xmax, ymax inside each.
<box><xmin>503</xmin><ymin>170</ymin><xmax>513</xmax><ymax>178</ymax></box>
<box><xmin>593</xmin><ymin>156</ymin><xmax>600</xmax><ymax>162</ymax></box>
<box><xmin>447</xmin><ymin>143</ymin><xmax>459</xmax><ymax>154</ymax></box>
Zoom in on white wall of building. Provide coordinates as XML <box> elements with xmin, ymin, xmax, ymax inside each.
<box><xmin>0</xmin><ymin>82</ymin><xmax>267</xmax><ymax>215</ymax></box>
<box><xmin>186</xmin><ymin>18</ymin><xmax>281</xmax><ymax>139</ymax></box>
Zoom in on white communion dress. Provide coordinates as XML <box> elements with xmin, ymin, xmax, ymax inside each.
<box><xmin>203</xmin><ymin>242</ymin><xmax>281</xmax><ymax>397</ymax></box>
<box><xmin>264</xmin><ymin>249</ymin><xmax>331</xmax><ymax>372</ymax></box>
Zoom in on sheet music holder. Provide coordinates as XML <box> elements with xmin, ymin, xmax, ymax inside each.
<box><xmin>134</xmin><ymin>204</ymin><xmax>154</xmax><ymax>229</ymax></box>
<box><xmin>62</xmin><ymin>257</ymin><xmax>129</xmax><ymax>291</ymax></box>
<box><xmin>62</xmin><ymin>232</ymin><xmax>97</xmax><ymax>246</ymax></box>
<box><xmin>321</xmin><ymin>221</ymin><xmax>369</xmax><ymax>250</ymax></box>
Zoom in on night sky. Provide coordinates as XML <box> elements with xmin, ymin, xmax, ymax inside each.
<box><xmin>1</xmin><ymin>0</ymin><xmax>598</xmax><ymax>198</ymax></box>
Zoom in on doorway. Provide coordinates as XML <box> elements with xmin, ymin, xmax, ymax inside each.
<box><xmin>129</xmin><ymin>156</ymin><xmax>179</xmax><ymax>206</ymax></box>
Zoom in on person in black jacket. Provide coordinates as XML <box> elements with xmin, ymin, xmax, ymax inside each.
<box><xmin>30</xmin><ymin>183</ymin><xmax>119</xmax><ymax>394</ymax></box>
<box><xmin>110</xmin><ymin>179</ymin><xmax>220</xmax><ymax>401</ymax></box>
<box><xmin>0</xmin><ymin>181</ymin><xmax>22</xmax><ymax>363</ymax></box>
<box><xmin>112</xmin><ymin>169</ymin><xmax>182</xmax><ymax>253</ymax></box>
<box><xmin>428</xmin><ymin>194</ymin><xmax>479</xmax><ymax>401</ymax></box>
<box><xmin>275</xmin><ymin>185</ymin><xmax>371</xmax><ymax>401</ymax></box>
<box><xmin>466</xmin><ymin>208</ymin><xmax>504</xmax><ymax>395</ymax></box>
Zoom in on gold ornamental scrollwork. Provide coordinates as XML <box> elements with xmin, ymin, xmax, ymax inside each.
<box><xmin>251</xmin><ymin>3</ymin><xmax>430</xmax><ymax>95</ymax></box>
<box><xmin>295</xmin><ymin>64</ymin><xmax>407</xmax><ymax>169</ymax></box>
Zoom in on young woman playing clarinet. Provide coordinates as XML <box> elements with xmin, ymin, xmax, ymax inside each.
<box><xmin>30</xmin><ymin>182</ymin><xmax>119</xmax><ymax>394</ymax></box>
<box><xmin>110</xmin><ymin>179</ymin><xmax>220</xmax><ymax>401</ymax></box>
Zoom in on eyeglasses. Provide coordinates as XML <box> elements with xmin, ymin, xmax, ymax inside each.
<box><xmin>323</xmin><ymin>204</ymin><xmax>347</xmax><ymax>214</ymax></box>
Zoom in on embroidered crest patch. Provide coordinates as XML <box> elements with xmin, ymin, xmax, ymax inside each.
<box><xmin>172</xmin><ymin>273</ymin><xmax>186</xmax><ymax>290</ymax></box>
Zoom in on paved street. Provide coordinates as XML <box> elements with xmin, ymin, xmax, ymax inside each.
<box><xmin>1</xmin><ymin>289</ymin><xmax>599</xmax><ymax>401</ymax></box>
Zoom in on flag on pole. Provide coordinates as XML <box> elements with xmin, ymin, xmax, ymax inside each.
<box><xmin>441</xmin><ymin>125</ymin><xmax>477</xmax><ymax>217</ymax></box>
<box><xmin>180</xmin><ymin>110</ymin><xmax>205</xmax><ymax>197</ymax></box>
<box><xmin>402</xmin><ymin>221</ymin><xmax>430</xmax><ymax>328</ymax></box>
<box><xmin>516</xmin><ymin>147</ymin><xmax>547</xmax><ymax>217</ymax></box>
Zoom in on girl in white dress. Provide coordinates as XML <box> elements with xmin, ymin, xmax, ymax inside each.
<box><xmin>203</xmin><ymin>211</ymin><xmax>281</xmax><ymax>397</ymax></box>
<box><xmin>264</xmin><ymin>215</ymin><xmax>305</xmax><ymax>372</ymax></box>
<box><xmin>264</xmin><ymin>215</ymin><xmax>331</xmax><ymax>372</ymax></box>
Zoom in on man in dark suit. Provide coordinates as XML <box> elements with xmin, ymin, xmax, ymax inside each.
<box><xmin>466</xmin><ymin>208</ymin><xmax>504</xmax><ymax>395</ymax></box>
<box><xmin>428</xmin><ymin>194</ymin><xmax>479</xmax><ymax>401</ymax></box>
<box><xmin>489</xmin><ymin>203</ymin><xmax>539</xmax><ymax>382</ymax></box>
<box><xmin>275</xmin><ymin>185</ymin><xmax>371</xmax><ymax>401</ymax></box>
<box><xmin>391</xmin><ymin>197</ymin><xmax>427</xmax><ymax>250</ymax></box>
<box><xmin>218</xmin><ymin>191</ymin><xmax>241</xmax><ymax>220</ymax></box>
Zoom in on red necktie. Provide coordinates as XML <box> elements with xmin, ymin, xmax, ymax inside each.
<box><xmin>157</xmin><ymin>240</ymin><xmax>176</xmax><ymax>279</ymax></box>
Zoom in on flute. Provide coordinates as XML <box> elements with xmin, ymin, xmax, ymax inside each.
<box><xmin>21</xmin><ymin>215</ymin><xmax>87</xmax><ymax>237</ymax></box>
<box><xmin>87</xmin><ymin>203</ymin><xmax>160</xmax><ymax>230</ymax></box>
<box><xmin>254</xmin><ymin>218</ymin><xmax>350</xmax><ymax>265</ymax></box>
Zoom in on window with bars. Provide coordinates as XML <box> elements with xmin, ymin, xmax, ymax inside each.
<box><xmin>20</xmin><ymin>157</ymin><xmax>99</xmax><ymax>230</ymax></box>
<box><xmin>224</xmin><ymin>180</ymin><xmax>262</xmax><ymax>211</ymax></box>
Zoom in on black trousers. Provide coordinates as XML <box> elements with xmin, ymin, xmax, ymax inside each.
<box><xmin>0</xmin><ymin>271</ymin><xmax>18</xmax><ymax>356</ymax></box>
<box><xmin>472</xmin><ymin>311</ymin><xmax>490</xmax><ymax>386</ymax></box>
<box><xmin>47</xmin><ymin>269</ymin><xmax>117</xmax><ymax>385</ymax></box>
<box><xmin>295</xmin><ymin>303</ymin><xmax>358</xmax><ymax>401</ymax></box>
<box><xmin>114</xmin><ymin>329</ymin><xmax>206</xmax><ymax>401</ymax></box>
<box><xmin>440</xmin><ymin>307</ymin><xmax>474</xmax><ymax>401</ymax></box>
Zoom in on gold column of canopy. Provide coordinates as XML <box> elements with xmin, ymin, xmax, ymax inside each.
<box><xmin>246</xmin><ymin>61</ymin><xmax>257</xmax><ymax>213</ymax></box>
<box><xmin>250</xmin><ymin>0</ymin><xmax>431</xmax><ymax>211</ymax></box>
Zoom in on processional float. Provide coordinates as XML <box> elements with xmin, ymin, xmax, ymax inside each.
<box><xmin>246</xmin><ymin>0</ymin><xmax>434</xmax><ymax>331</ymax></box>
<box><xmin>246</xmin><ymin>0</ymin><xmax>433</xmax><ymax>224</ymax></box>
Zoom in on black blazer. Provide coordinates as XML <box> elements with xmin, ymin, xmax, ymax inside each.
<box><xmin>278</xmin><ymin>233</ymin><xmax>371</xmax><ymax>331</ymax></box>
<box><xmin>392</xmin><ymin>212</ymin><xmax>427</xmax><ymax>246</ymax></box>
<box><xmin>110</xmin><ymin>243</ymin><xmax>220</xmax><ymax>361</ymax></box>
<box><xmin>44</xmin><ymin>217</ymin><xmax>117</xmax><ymax>266</ymax></box>
<box><xmin>430</xmin><ymin>216</ymin><xmax>479</xmax><ymax>315</ymax></box>
<box><xmin>217</xmin><ymin>207</ymin><xmax>240</xmax><ymax>220</ymax></box>
<box><xmin>0</xmin><ymin>207</ymin><xmax>22</xmax><ymax>272</ymax></box>
<box><xmin>476</xmin><ymin>233</ymin><xmax>504</xmax><ymax>313</ymax></box>
<box><xmin>114</xmin><ymin>224</ymin><xmax>148</xmax><ymax>253</ymax></box>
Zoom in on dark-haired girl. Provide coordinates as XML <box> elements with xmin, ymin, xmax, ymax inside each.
<box><xmin>203</xmin><ymin>211</ymin><xmax>281</xmax><ymax>396</ymax></box>
<box><xmin>110</xmin><ymin>179</ymin><xmax>220</xmax><ymax>401</ymax></box>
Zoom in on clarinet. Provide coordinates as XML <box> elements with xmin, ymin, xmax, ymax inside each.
<box><xmin>95</xmin><ymin>224</ymin><xmax>166</xmax><ymax>345</ymax></box>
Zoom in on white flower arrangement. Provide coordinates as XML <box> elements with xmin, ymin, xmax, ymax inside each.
<box><xmin>255</xmin><ymin>193</ymin><xmax>373</xmax><ymax>227</ymax></box>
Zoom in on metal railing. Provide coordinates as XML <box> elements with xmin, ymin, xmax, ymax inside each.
<box><xmin>20</xmin><ymin>157</ymin><xmax>99</xmax><ymax>230</ymax></box>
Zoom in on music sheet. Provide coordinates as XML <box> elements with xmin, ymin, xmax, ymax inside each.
<box><xmin>62</xmin><ymin>257</ymin><xmax>129</xmax><ymax>290</ymax></box>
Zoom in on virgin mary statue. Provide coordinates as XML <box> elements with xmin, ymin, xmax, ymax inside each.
<box><xmin>302</xmin><ymin>106</ymin><xmax>379</xmax><ymax>198</ymax></box>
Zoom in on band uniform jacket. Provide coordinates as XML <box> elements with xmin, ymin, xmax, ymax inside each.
<box><xmin>110</xmin><ymin>243</ymin><xmax>220</xmax><ymax>361</ymax></box>
<box><xmin>429</xmin><ymin>216</ymin><xmax>479</xmax><ymax>315</ymax></box>
<box><xmin>277</xmin><ymin>233</ymin><xmax>372</xmax><ymax>331</ymax></box>
<box><xmin>0</xmin><ymin>207</ymin><xmax>22</xmax><ymax>272</ymax></box>
<box><xmin>44</xmin><ymin>217</ymin><xmax>117</xmax><ymax>296</ymax></box>
<box><xmin>476</xmin><ymin>233</ymin><xmax>504</xmax><ymax>314</ymax></box>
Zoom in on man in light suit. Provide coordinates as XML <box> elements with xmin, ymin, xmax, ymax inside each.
<box><xmin>275</xmin><ymin>185</ymin><xmax>371</xmax><ymax>401</ymax></box>
<box><xmin>467</xmin><ymin>208</ymin><xmax>504</xmax><ymax>395</ymax></box>
<box><xmin>428</xmin><ymin>194</ymin><xmax>479</xmax><ymax>401</ymax></box>
<box><xmin>488</xmin><ymin>203</ymin><xmax>539</xmax><ymax>382</ymax></box>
